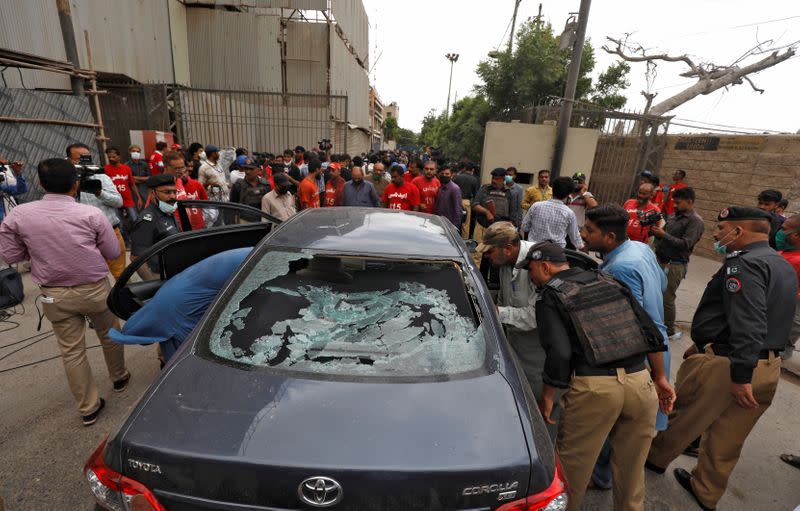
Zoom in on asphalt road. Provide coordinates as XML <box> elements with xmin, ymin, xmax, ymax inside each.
<box><xmin>1</xmin><ymin>257</ymin><xmax>799</xmax><ymax>510</ymax></box>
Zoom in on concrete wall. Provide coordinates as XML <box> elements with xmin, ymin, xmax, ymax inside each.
<box><xmin>481</xmin><ymin>121</ymin><xmax>600</xmax><ymax>186</ymax></box>
<box><xmin>660</xmin><ymin>134</ymin><xmax>800</xmax><ymax>260</ymax></box>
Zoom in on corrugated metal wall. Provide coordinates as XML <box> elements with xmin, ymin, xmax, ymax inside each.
<box><xmin>185</xmin><ymin>8</ymin><xmax>282</xmax><ymax>91</ymax></box>
<box><xmin>0</xmin><ymin>0</ymin><xmax>70</xmax><ymax>89</ymax></box>
<box><xmin>331</xmin><ymin>0</ymin><xmax>369</xmax><ymax>68</ymax></box>
<box><xmin>330</xmin><ymin>30</ymin><xmax>369</xmax><ymax>129</ymax></box>
<box><xmin>186</xmin><ymin>0</ymin><xmax>326</xmax><ymax>9</ymax></box>
<box><xmin>0</xmin><ymin>88</ymin><xmax>99</xmax><ymax>202</ymax></box>
<box><xmin>286</xmin><ymin>21</ymin><xmax>328</xmax><ymax>95</ymax></box>
<box><xmin>71</xmin><ymin>0</ymin><xmax>174</xmax><ymax>84</ymax></box>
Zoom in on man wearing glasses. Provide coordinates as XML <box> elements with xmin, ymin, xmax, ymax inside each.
<box><xmin>130</xmin><ymin>174</ymin><xmax>180</xmax><ymax>277</ymax></box>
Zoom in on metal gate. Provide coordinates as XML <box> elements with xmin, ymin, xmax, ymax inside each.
<box><xmin>536</xmin><ymin>102</ymin><xmax>671</xmax><ymax>204</ymax></box>
<box><xmin>172</xmin><ymin>87</ymin><xmax>349</xmax><ymax>154</ymax></box>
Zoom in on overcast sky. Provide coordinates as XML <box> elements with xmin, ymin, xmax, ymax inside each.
<box><xmin>361</xmin><ymin>0</ymin><xmax>800</xmax><ymax>135</ymax></box>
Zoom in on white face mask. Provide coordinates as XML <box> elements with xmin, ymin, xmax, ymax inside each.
<box><xmin>199</xmin><ymin>151</ymin><xmax>207</xmax><ymax>160</ymax></box>
<box><xmin>158</xmin><ymin>199</ymin><xmax>178</xmax><ymax>215</ymax></box>
<box><xmin>130</xmin><ymin>152</ymin><xmax>141</xmax><ymax>160</ymax></box>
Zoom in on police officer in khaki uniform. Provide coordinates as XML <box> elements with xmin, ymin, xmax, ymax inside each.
<box><xmin>646</xmin><ymin>206</ymin><xmax>797</xmax><ymax>511</ymax></box>
<box><xmin>130</xmin><ymin>174</ymin><xmax>180</xmax><ymax>278</ymax></box>
<box><xmin>522</xmin><ymin>241</ymin><xmax>672</xmax><ymax>511</ymax></box>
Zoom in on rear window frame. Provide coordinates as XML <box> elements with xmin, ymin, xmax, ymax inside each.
<box><xmin>193</xmin><ymin>245</ymin><xmax>497</xmax><ymax>384</ymax></box>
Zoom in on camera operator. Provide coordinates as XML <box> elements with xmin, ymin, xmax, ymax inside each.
<box><xmin>67</xmin><ymin>143</ymin><xmax>127</xmax><ymax>279</ymax></box>
<box><xmin>651</xmin><ymin>187</ymin><xmax>704</xmax><ymax>341</ymax></box>
<box><xmin>622</xmin><ymin>182</ymin><xmax>662</xmax><ymax>244</ymax></box>
<box><xmin>0</xmin><ymin>158</ymin><xmax>130</xmax><ymax>426</ymax></box>
<box><xmin>0</xmin><ymin>158</ymin><xmax>28</xmax><ymax>222</ymax></box>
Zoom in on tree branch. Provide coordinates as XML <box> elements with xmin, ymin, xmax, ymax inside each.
<box><xmin>602</xmin><ymin>37</ymin><xmax>704</xmax><ymax>77</ymax></box>
<box><xmin>742</xmin><ymin>76</ymin><xmax>765</xmax><ymax>94</ymax></box>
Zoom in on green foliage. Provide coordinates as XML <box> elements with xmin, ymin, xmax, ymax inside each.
<box><xmin>383</xmin><ymin>116</ymin><xmax>398</xmax><ymax>140</ymax></box>
<box><xmin>395</xmin><ymin>127</ymin><xmax>418</xmax><ymax>146</ymax></box>
<box><xmin>424</xmin><ymin>19</ymin><xmax>631</xmax><ymax>161</ymax></box>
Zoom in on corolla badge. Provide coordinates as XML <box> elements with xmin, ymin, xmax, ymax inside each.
<box><xmin>298</xmin><ymin>476</ymin><xmax>343</xmax><ymax>507</ymax></box>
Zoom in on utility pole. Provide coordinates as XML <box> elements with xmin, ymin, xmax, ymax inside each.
<box><xmin>56</xmin><ymin>0</ymin><xmax>84</xmax><ymax>96</ymax></box>
<box><xmin>550</xmin><ymin>0</ymin><xmax>591</xmax><ymax>178</ymax></box>
<box><xmin>445</xmin><ymin>53</ymin><xmax>459</xmax><ymax>118</ymax></box>
<box><xmin>507</xmin><ymin>0</ymin><xmax>523</xmax><ymax>53</ymax></box>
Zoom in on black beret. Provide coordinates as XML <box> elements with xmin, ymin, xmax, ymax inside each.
<box><xmin>717</xmin><ymin>206</ymin><xmax>772</xmax><ymax>222</ymax></box>
<box><xmin>491</xmin><ymin>167</ymin><xmax>507</xmax><ymax>177</ymax></box>
<box><xmin>146</xmin><ymin>173</ymin><xmax>176</xmax><ymax>188</ymax></box>
<box><xmin>515</xmin><ymin>241</ymin><xmax>568</xmax><ymax>269</ymax></box>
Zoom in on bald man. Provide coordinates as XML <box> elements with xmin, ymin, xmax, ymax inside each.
<box><xmin>646</xmin><ymin>206</ymin><xmax>796</xmax><ymax>511</ymax></box>
<box><xmin>622</xmin><ymin>183</ymin><xmax>661</xmax><ymax>244</ymax></box>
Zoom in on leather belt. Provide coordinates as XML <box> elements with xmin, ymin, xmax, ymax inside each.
<box><xmin>574</xmin><ymin>361</ymin><xmax>646</xmax><ymax>377</ymax></box>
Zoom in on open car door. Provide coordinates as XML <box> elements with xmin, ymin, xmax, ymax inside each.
<box><xmin>108</xmin><ymin>202</ymin><xmax>280</xmax><ymax>319</ymax></box>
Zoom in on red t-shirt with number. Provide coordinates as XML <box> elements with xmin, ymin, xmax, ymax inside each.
<box><xmin>623</xmin><ymin>199</ymin><xmax>661</xmax><ymax>243</ymax></box>
<box><xmin>411</xmin><ymin>175</ymin><xmax>440</xmax><ymax>214</ymax></box>
<box><xmin>175</xmin><ymin>177</ymin><xmax>208</xmax><ymax>230</ymax></box>
<box><xmin>324</xmin><ymin>176</ymin><xmax>345</xmax><ymax>207</ymax></box>
<box><xmin>382</xmin><ymin>182</ymin><xmax>421</xmax><ymax>211</ymax></box>
<box><xmin>105</xmin><ymin>163</ymin><xmax>136</xmax><ymax>207</ymax></box>
<box><xmin>299</xmin><ymin>177</ymin><xmax>320</xmax><ymax>209</ymax></box>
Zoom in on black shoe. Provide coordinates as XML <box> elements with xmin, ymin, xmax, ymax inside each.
<box><xmin>673</xmin><ymin>468</ymin><xmax>715</xmax><ymax>511</ymax></box>
<box><xmin>82</xmin><ymin>398</ymin><xmax>105</xmax><ymax>427</ymax></box>
<box><xmin>645</xmin><ymin>460</ymin><xmax>666</xmax><ymax>474</ymax></box>
<box><xmin>113</xmin><ymin>372</ymin><xmax>131</xmax><ymax>393</ymax></box>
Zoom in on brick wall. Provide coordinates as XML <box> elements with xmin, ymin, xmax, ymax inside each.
<box><xmin>659</xmin><ymin>134</ymin><xmax>800</xmax><ymax>260</ymax></box>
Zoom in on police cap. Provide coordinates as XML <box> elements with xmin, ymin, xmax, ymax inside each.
<box><xmin>146</xmin><ymin>173</ymin><xmax>176</xmax><ymax>188</ymax></box>
<box><xmin>490</xmin><ymin>167</ymin><xmax>507</xmax><ymax>177</ymax></box>
<box><xmin>240</xmin><ymin>157</ymin><xmax>259</xmax><ymax>169</ymax></box>
<box><xmin>273</xmin><ymin>172</ymin><xmax>290</xmax><ymax>186</ymax></box>
<box><xmin>717</xmin><ymin>206</ymin><xmax>772</xmax><ymax>222</ymax></box>
<box><xmin>475</xmin><ymin>221</ymin><xmax>518</xmax><ymax>253</ymax></box>
<box><xmin>515</xmin><ymin>241</ymin><xmax>568</xmax><ymax>269</ymax></box>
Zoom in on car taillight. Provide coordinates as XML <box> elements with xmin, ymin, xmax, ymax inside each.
<box><xmin>84</xmin><ymin>438</ymin><xmax>166</xmax><ymax>511</ymax></box>
<box><xmin>497</xmin><ymin>456</ymin><xmax>569</xmax><ymax>511</ymax></box>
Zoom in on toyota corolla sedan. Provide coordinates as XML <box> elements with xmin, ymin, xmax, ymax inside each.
<box><xmin>86</xmin><ymin>207</ymin><xmax>569</xmax><ymax>511</ymax></box>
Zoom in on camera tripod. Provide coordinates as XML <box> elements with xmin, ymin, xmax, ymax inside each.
<box><xmin>0</xmin><ymin>188</ymin><xmax>18</xmax><ymax>216</ymax></box>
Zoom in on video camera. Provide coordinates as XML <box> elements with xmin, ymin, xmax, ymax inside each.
<box><xmin>318</xmin><ymin>139</ymin><xmax>332</xmax><ymax>152</ymax></box>
<box><xmin>74</xmin><ymin>154</ymin><xmax>104</xmax><ymax>195</ymax></box>
<box><xmin>637</xmin><ymin>209</ymin><xmax>664</xmax><ymax>227</ymax></box>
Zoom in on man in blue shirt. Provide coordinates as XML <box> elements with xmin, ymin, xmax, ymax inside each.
<box><xmin>109</xmin><ymin>248</ymin><xmax>251</xmax><ymax>364</ymax></box>
<box><xmin>581</xmin><ymin>203</ymin><xmax>673</xmax><ymax>489</ymax></box>
<box><xmin>0</xmin><ymin>160</ymin><xmax>28</xmax><ymax>222</ymax></box>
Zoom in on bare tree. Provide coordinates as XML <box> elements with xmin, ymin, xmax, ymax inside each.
<box><xmin>603</xmin><ymin>36</ymin><xmax>796</xmax><ymax>116</ymax></box>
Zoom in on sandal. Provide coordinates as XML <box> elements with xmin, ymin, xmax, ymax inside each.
<box><xmin>780</xmin><ymin>453</ymin><xmax>800</xmax><ymax>469</ymax></box>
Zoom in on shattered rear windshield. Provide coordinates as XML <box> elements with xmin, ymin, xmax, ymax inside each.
<box><xmin>199</xmin><ymin>249</ymin><xmax>486</xmax><ymax>378</ymax></box>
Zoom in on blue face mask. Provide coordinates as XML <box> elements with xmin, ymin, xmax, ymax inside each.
<box><xmin>158</xmin><ymin>199</ymin><xmax>177</xmax><ymax>215</ymax></box>
<box><xmin>713</xmin><ymin>228</ymin><xmax>739</xmax><ymax>254</ymax></box>
<box><xmin>504</xmin><ymin>175</ymin><xmax>513</xmax><ymax>184</ymax></box>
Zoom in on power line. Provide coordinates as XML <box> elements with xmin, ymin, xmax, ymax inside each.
<box><xmin>673</xmin><ymin>117</ymin><xmax>784</xmax><ymax>133</ymax></box>
<box><xmin>671</xmin><ymin>121</ymin><xmax>780</xmax><ymax>135</ymax></box>
<box><xmin>733</xmin><ymin>15</ymin><xmax>800</xmax><ymax>29</ymax></box>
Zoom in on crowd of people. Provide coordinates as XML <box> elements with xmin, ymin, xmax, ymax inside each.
<box><xmin>1</xmin><ymin>140</ymin><xmax>799</xmax><ymax>511</ymax></box>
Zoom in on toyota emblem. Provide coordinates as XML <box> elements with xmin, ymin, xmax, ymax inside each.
<box><xmin>298</xmin><ymin>476</ymin><xmax>343</xmax><ymax>507</ymax></box>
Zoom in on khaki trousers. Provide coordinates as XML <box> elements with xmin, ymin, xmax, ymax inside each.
<box><xmin>471</xmin><ymin>221</ymin><xmax>485</xmax><ymax>267</ymax></box>
<box><xmin>105</xmin><ymin>226</ymin><xmax>127</xmax><ymax>280</ymax></box>
<box><xmin>40</xmin><ymin>278</ymin><xmax>127</xmax><ymax>416</ymax></box>
<box><xmin>557</xmin><ymin>369</ymin><xmax>657</xmax><ymax>511</ymax></box>
<box><xmin>648</xmin><ymin>346</ymin><xmax>780</xmax><ymax>508</ymax></box>
<box><xmin>460</xmin><ymin>199</ymin><xmax>472</xmax><ymax>239</ymax></box>
<box><xmin>661</xmin><ymin>262</ymin><xmax>687</xmax><ymax>337</ymax></box>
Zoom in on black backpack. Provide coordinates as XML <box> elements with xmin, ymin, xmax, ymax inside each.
<box><xmin>0</xmin><ymin>266</ymin><xmax>24</xmax><ymax>309</ymax></box>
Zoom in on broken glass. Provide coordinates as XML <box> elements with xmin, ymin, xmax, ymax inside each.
<box><xmin>205</xmin><ymin>250</ymin><xmax>485</xmax><ymax>378</ymax></box>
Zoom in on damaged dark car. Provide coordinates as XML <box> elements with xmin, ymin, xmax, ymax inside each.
<box><xmin>86</xmin><ymin>207</ymin><xmax>568</xmax><ymax>511</ymax></box>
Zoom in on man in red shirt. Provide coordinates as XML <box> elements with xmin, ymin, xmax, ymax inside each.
<box><xmin>661</xmin><ymin>169</ymin><xmax>688</xmax><ymax>216</ymax></box>
<box><xmin>412</xmin><ymin>160</ymin><xmax>441</xmax><ymax>214</ymax></box>
<box><xmin>161</xmin><ymin>151</ymin><xmax>207</xmax><ymax>230</ymax></box>
<box><xmin>777</xmin><ymin>215</ymin><xmax>800</xmax><ymax>360</ymax></box>
<box><xmin>105</xmin><ymin>147</ymin><xmax>141</xmax><ymax>242</ymax></box>
<box><xmin>148</xmin><ymin>141</ymin><xmax>168</xmax><ymax>176</ymax></box>
<box><xmin>298</xmin><ymin>159</ymin><xmax>321</xmax><ymax>210</ymax></box>
<box><xmin>382</xmin><ymin>165</ymin><xmax>421</xmax><ymax>211</ymax></box>
<box><xmin>404</xmin><ymin>158</ymin><xmax>422</xmax><ymax>184</ymax></box>
<box><xmin>623</xmin><ymin>183</ymin><xmax>661</xmax><ymax>243</ymax></box>
<box><xmin>323</xmin><ymin>162</ymin><xmax>345</xmax><ymax>207</ymax></box>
